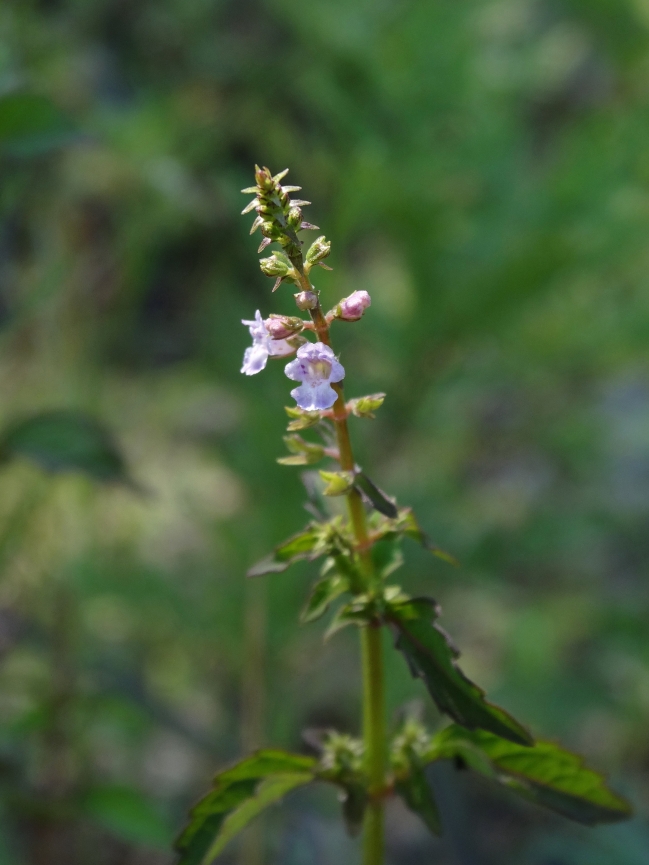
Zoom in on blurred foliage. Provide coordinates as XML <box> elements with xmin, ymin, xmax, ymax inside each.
<box><xmin>0</xmin><ymin>0</ymin><xmax>648</xmax><ymax>862</ymax></box>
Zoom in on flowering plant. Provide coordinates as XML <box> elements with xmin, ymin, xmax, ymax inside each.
<box><xmin>175</xmin><ymin>167</ymin><xmax>631</xmax><ymax>865</ymax></box>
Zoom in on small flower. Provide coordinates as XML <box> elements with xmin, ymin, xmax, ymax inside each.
<box><xmin>241</xmin><ymin>310</ymin><xmax>298</xmax><ymax>375</ymax></box>
<box><xmin>285</xmin><ymin>342</ymin><xmax>345</xmax><ymax>410</ymax></box>
<box><xmin>338</xmin><ymin>290</ymin><xmax>371</xmax><ymax>321</ymax></box>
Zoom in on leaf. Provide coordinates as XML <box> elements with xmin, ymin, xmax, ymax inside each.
<box><xmin>277</xmin><ymin>434</ymin><xmax>324</xmax><ymax>465</ymax></box>
<box><xmin>396</xmin><ymin>509</ymin><xmax>458</xmax><ymax>566</ymax></box>
<box><xmin>429</xmin><ymin>726</ymin><xmax>632</xmax><ymax>825</ymax></box>
<box><xmin>0</xmin><ymin>410</ymin><xmax>131</xmax><ymax>485</ymax></box>
<box><xmin>246</xmin><ymin>526</ymin><xmax>321</xmax><ymax>576</ymax></box>
<box><xmin>81</xmin><ymin>785</ymin><xmax>172</xmax><ymax>847</ymax></box>
<box><xmin>347</xmin><ymin>393</ymin><xmax>386</xmax><ymax>419</ymax></box>
<box><xmin>354</xmin><ymin>471</ymin><xmax>398</xmax><ymax>518</ymax></box>
<box><xmin>176</xmin><ymin>751</ymin><xmax>315</xmax><ymax>865</ymax></box>
<box><xmin>324</xmin><ymin>601</ymin><xmax>374</xmax><ymax>640</ymax></box>
<box><xmin>319</xmin><ymin>469</ymin><xmax>356</xmax><ymax>496</ymax></box>
<box><xmin>395</xmin><ymin>768</ymin><xmax>441</xmax><ymax>836</ymax></box>
<box><xmin>0</xmin><ymin>92</ymin><xmax>78</xmax><ymax>157</ymax></box>
<box><xmin>387</xmin><ymin>598</ymin><xmax>533</xmax><ymax>746</ymax></box>
<box><xmin>300</xmin><ymin>573</ymin><xmax>349</xmax><ymax>623</ymax></box>
<box><xmin>285</xmin><ymin>406</ymin><xmax>321</xmax><ymax>431</ymax></box>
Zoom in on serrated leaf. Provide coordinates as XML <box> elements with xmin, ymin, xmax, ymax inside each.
<box><xmin>319</xmin><ymin>470</ymin><xmax>356</xmax><ymax>496</ymax></box>
<box><xmin>0</xmin><ymin>92</ymin><xmax>78</xmax><ymax>157</ymax></box>
<box><xmin>354</xmin><ymin>471</ymin><xmax>398</xmax><ymax>518</ymax></box>
<box><xmin>387</xmin><ymin>598</ymin><xmax>533</xmax><ymax>746</ymax></box>
<box><xmin>246</xmin><ymin>526</ymin><xmax>321</xmax><ymax>576</ymax></box>
<box><xmin>0</xmin><ymin>410</ymin><xmax>131</xmax><ymax>485</ymax></box>
<box><xmin>176</xmin><ymin>751</ymin><xmax>315</xmax><ymax>865</ymax></box>
<box><xmin>82</xmin><ymin>785</ymin><xmax>171</xmax><ymax>847</ymax></box>
<box><xmin>395</xmin><ymin>768</ymin><xmax>441</xmax><ymax>836</ymax></box>
<box><xmin>300</xmin><ymin>573</ymin><xmax>349</xmax><ymax>623</ymax></box>
<box><xmin>429</xmin><ymin>726</ymin><xmax>632</xmax><ymax>825</ymax></box>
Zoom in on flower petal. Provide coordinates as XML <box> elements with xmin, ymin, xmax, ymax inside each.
<box><xmin>241</xmin><ymin>343</ymin><xmax>269</xmax><ymax>375</ymax></box>
<box><xmin>290</xmin><ymin>381</ymin><xmax>338</xmax><ymax>411</ymax></box>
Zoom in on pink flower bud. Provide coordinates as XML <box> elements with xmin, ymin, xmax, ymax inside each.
<box><xmin>338</xmin><ymin>290</ymin><xmax>371</xmax><ymax>321</ymax></box>
<box><xmin>294</xmin><ymin>290</ymin><xmax>318</xmax><ymax>310</ymax></box>
<box><xmin>265</xmin><ymin>315</ymin><xmax>303</xmax><ymax>340</ymax></box>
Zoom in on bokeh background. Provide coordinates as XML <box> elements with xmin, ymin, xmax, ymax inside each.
<box><xmin>1</xmin><ymin>0</ymin><xmax>649</xmax><ymax>862</ymax></box>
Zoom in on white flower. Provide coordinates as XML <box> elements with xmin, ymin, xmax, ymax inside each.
<box><xmin>284</xmin><ymin>342</ymin><xmax>345</xmax><ymax>411</ymax></box>
<box><xmin>241</xmin><ymin>310</ymin><xmax>296</xmax><ymax>375</ymax></box>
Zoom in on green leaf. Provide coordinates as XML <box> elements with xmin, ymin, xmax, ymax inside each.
<box><xmin>277</xmin><ymin>434</ymin><xmax>324</xmax><ymax>465</ymax></box>
<box><xmin>0</xmin><ymin>410</ymin><xmax>131</xmax><ymax>484</ymax></box>
<box><xmin>247</xmin><ymin>521</ymin><xmax>338</xmax><ymax>577</ymax></box>
<box><xmin>319</xmin><ymin>469</ymin><xmax>356</xmax><ymax>496</ymax></box>
<box><xmin>395</xmin><ymin>768</ymin><xmax>441</xmax><ymax>836</ymax></box>
<box><xmin>324</xmin><ymin>601</ymin><xmax>374</xmax><ymax>640</ymax></box>
<box><xmin>285</xmin><ymin>406</ymin><xmax>321</xmax><ymax>430</ymax></box>
<box><xmin>81</xmin><ymin>785</ymin><xmax>171</xmax><ymax>848</ymax></box>
<box><xmin>394</xmin><ymin>509</ymin><xmax>458</xmax><ymax>566</ymax></box>
<box><xmin>300</xmin><ymin>573</ymin><xmax>349</xmax><ymax>623</ymax></box>
<box><xmin>176</xmin><ymin>751</ymin><xmax>315</xmax><ymax>865</ymax></box>
<box><xmin>429</xmin><ymin>726</ymin><xmax>632</xmax><ymax>825</ymax></box>
<box><xmin>347</xmin><ymin>393</ymin><xmax>386</xmax><ymax>419</ymax></box>
<box><xmin>387</xmin><ymin>598</ymin><xmax>533</xmax><ymax>746</ymax></box>
<box><xmin>354</xmin><ymin>471</ymin><xmax>398</xmax><ymax>518</ymax></box>
<box><xmin>0</xmin><ymin>92</ymin><xmax>78</xmax><ymax>157</ymax></box>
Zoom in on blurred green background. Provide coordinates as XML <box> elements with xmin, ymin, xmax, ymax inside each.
<box><xmin>1</xmin><ymin>0</ymin><xmax>649</xmax><ymax>862</ymax></box>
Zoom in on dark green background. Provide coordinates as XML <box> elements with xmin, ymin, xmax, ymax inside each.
<box><xmin>0</xmin><ymin>0</ymin><xmax>648</xmax><ymax>862</ymax></box>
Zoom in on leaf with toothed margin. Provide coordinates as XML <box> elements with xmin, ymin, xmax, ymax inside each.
<box><xmin>354</xmin><ymin>471</ymin><xmax>398</xmax><ymax>518</ymax></box>
<box><xmin>427</xmin><ymin>726</ymin><xmax>633</xmax><ymax>825</ymax></box>
<box><xmin>387</xmin><ymin>597</ymin><xmax>533</xmax><ymax>746</ymax></box>
<box><xmin>175</xmin><ymin>750</ymin><xmax>315</xmax><ymax>865</ymax></box>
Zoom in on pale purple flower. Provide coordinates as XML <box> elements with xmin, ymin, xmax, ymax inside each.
<box><xmin>284</xmin><ymin>342</ymin><xmax>345</xmax><ymax>411</ymax></box>
<box><xmin>339</xmin><ymin>289</ymin><xmax>371</xmax><ymax>321</ymax></box>
<box><xmin>241</xmin><ymin>310</ymin><xmax>296</xmax><ymax>375</ymax></box>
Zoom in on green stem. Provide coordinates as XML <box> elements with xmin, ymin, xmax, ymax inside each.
<box><xmin>304</xmin><ymin>277</ymin><xmax>385</xmax><ymax>865</ymax></box>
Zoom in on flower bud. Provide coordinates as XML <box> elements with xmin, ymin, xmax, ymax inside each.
<box><xmin>306</xmin><ymin>236</ymin><xmax>331</xmax><ymax>266</ymax></box>
<box><xmin>294</xmin><ymin>290</ymin><xmax>318</xmax><ymax>310</ymax></box>
<box><xmin>338</xmin><ymin>290</ymin><xmax>371</xmax><ymax>321</ymax></box>
<box><xmin>265</xmin><ymin>315</ymin><xmax>304</xmax><ymax>340</ymax></box>
<box><xmin>287</xmin><ymin>206</ymin><xmax>302</xmax><ymax>229</ymax></box>
<box><xmin>259</xmin><ymin>253</ymin><xmax>290</xmax><ymax>278</ymax></box>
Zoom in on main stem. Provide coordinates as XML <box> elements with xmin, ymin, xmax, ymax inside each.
<box><xmin>305</xmin><ymin>278</ymin><xmax>386</xmax><ymax>865</ymax></box>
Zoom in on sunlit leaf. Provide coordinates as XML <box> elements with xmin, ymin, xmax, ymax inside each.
<box><xmin>247</xmin><ymin>526</ymin><xmax>323</xmax><ymax>576</ymax></box>
<box><xmin>0</xmin><ymin>410</ymin><xmax>131</xmax><ymax>484</ymax></box>
<box><xmin>429</xmin><ymin>726</ymin><xmax>632</xmax><ymax>825</ymax></box>
<box><xmin>387</xmin><ymin>598</ymin><xmax>533</xmax><ymax>746</ymax></box>
<box><xmin>176</xmin><ymin>750</ymin><xmax>315</xmax><ymax>865</ymax></box>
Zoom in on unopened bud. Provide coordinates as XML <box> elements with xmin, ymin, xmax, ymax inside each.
<box><xmin>294</xmin><ymin>290</ymin><xmax>318</xmax><ymax>310</ymax></box>
<box><xmin>287</xmin><ymin>206</ymin><xmax>302</xmax><ymax>229</ymax></box>
<box><xmin>259</xmin><ymin>253</ymin><xmax>290</xmax><ymax>278</ymax></box>
<box><xmin>265</xmin><ymin>315</ymin><xmax>304</xmax><ymax>340</ymax></box>
<box><xmin>338</xmin><ymin>290</ymin><xmax>371</xmax><ymax>321</ymax></box>
<box><xmin>306</xmin><ymin>236</ymin><xmax>332</xmax><ymax>266</ymax></box>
